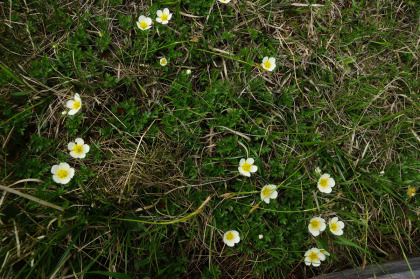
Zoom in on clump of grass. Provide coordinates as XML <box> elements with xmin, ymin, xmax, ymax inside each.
<box><xmin>0</xmin><ymin>0</ymin><xmax>419</xmax><ymax>278</ymax></box>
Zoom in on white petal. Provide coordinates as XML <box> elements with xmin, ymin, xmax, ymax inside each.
<box><xmin>68</xmin><ymin>142</ymin><xmax>75</xmax><ymax>150</ymax></box>
<box><xmin>312</xmin><ymin>260</ymin><xmax>321</xmax><ymax>267</ymax></box>
<box><xmin>330</xmin><ymin>217</ymin><xmax>338</xmax><ymax>224</ymax></box>
<box><xmin>136</xmin><ymin>21</ymin><xmax>142</xmax><ymax>29</ymax></box>
<box><xmin>318</xmin><ymin>186</ymin><xmax>332</xmax><ymax>193</ymax></box>
<box><xmin>70</xmin><ymin>151</ymin><xmax>78</xmax><ymax>158</ymax></box>
<box><xmin>68</xmin><ymin>109</ymin><xmax>77</xmax><ymax>115</ymax></box>
<box><xmin>74</xmin><ymin>94</ymin><xmax>81</xmax><ymax>101</ymax></box>
<box><xmin>320</xmin><ymin>222</ymin><xmax>326</xmax><ymax>231</ymax></box>
<box><xmin>328</xmin><ymin>177</ymin><xmax>336</xmax><ymax>187</ymax></box>
<box><xmin>309</xmin><ymin>227</ymin><xmax>320</xmax><ymax>236</ymax></box>
<box><xmin>269</xmin><ymin>57</ymin><xmax>275</xmax><ymax>64</ymax></box>
<box><xmin>53</xmin><ymin>175</ymin><xmax>61</xmax><ymax>184</ymax></box>
<box><xmin>264</xmin><ymin>197</ymin><xmax>270</xmax><ymax>204</ymax></box>
<box><xmin>161</xmin><ymin>20</ymin><xmax>168</xmax><ymax>25</ymax></box>
<box><xmin>163</xmin><ymin>8</ymin><xmax>169</xmax><ymax>14</ymax></box>
<box><xmin>68</xmin><ymin>168</ymin><xmax>75</xmax><ymax>178</ymax></box>
<box><xmin>167</xmin><ymin>13</ymin><xmax>172</xmax><ymax>20</ymax></box>
<box><xmin>262</xmin><ymin>57</ymin><xmax>268</xmax><ymax>63</ymax></box>
<box><xmin>338</xmin><ymin>221</ymin><xmax>345</xmax><ymax>229</ymax></box>
<box><xmin>318</xmin><ymin>253</ymin><xmax>326</xmax><ymax>261</ymax></box>
<box><xmin>239</xmin><ymin>159</ymin><xmax>245</xmax><ymax>166</ymax></box>
<box><xmin>156</xmin><ymin>10</ymin><xmax>162</xmax><ymax>16</ymax></box>
<box><xmin>246</xmin><ymin>158</ymin><xmax>254</xmax><ymax>165</ymax></box>
<box><xmin>243</xmin><ymin>171</ymin><xmax>251</xmax><ymax>177</ymax></box>
<box><xmin>271</xmin><ymin>191</ymin><xmax>278</xmax><ymax>199</ymax></box>
<box><xmin>60</xmin><ymin>177</ymin><xmax>71</xmax><ymax>184</ymax></box>
<box><xmin>66</xmin><ymin>100</ymin><xmax>75</xmax><ymax>109</ymax></box>
<box><xmin>83</xmin><ymin>144</ymin><xmax>90</xmax><ymax>153</ymax></box>
<box><xmin>156</xmin><ymin>18</ymin><xmax>162</xmax><ymax>23</ymax></box>
<box><xmin>146</xmin><ymin>18</ymin><xmax>152</xmax><ymax>25</ymax></box>
<box><xmin>52</xmin><ymin>165</ymin><xmax>60</xmax><ymax>174</ymax></box>
<box><xmin>320</xmin><ymin>173</ymin><xmax>330</xmax><ymax>179</ymax></box>
<box><xmin>226</xmin><ymin>241</ymin><xmax>234</xmax><ymax>247</ymax></box>
<box><xmin>250</xmin><ymin>165</ymin><xmax>258</xmax><ymax>173</ymax></box>
<box><xmin>139</xmin><ymin>15</ymin><xmax>146</xmax><ymax>21</ymax></box>
<box><xmin>79</xmin><ymin>153</ymin><xmax>86</xmax><ymax>158</ymax></box>
<box><xmin>75</xmin><ymin>138</ymin><xmax>84</xmax><ymax>145</ymax></box>
<box><xmin>59</xmin><ymin>162</ymin><xmax>70</xmax><ymax>169</ymax></box>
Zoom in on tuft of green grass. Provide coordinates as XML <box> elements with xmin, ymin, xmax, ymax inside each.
<box><xmin>0</xmin><ymin>0</ymin><xmax>419</xmax><ymax>278</ymax></box>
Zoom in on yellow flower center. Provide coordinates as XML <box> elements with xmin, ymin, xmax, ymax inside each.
<box><xmin>408</xmin><ymin>188</ymin><xmax>415</xmax><ymax>197</ymax></box>
<box><xmin>264</xmin><ymin>61</ymin><xmax>271</xmax><ymax>69</ymax></box>
<box><xmin>308</xmin><ymin>252</ymin><xmax>319</xmax><ymax>261</ymax></box>
<box><xmin>73</xmin><ymin>144</ymin><xmax>84</xmax><ymax>154</ymax></box>
<box><xmin>241</xmin><ymin>162</ymin><xmax>252</xmax><ymax>172</ymax></box>
<box><xmin>226</xmin><ymin>232</ymin><xmax>234</xmax><ymax>241</ymax></box>
<box><xmin>330</xmin><ymin>222</ymin><xmax>338</xmax><ymax>231</ymax></box>
<box><xmin>73</xmin><ymin>100</ymin><xmax>81</xmax><ymax>110</ymax></box>
<box><xmin>262</xmin><ymin>187</ymin><xmax>272</xmax><ymax>198</ymax></box>
<box><xmin>57</xmin><ymin>169</ymin><xmax>69</xmax><ymax>179</ymax></box>
<box><xmin>161</xmin><ymin>14</ymin><xmax>168</xmax><ymax>21</ymax></box>
<box><xmin>310</xmin><ymin>220</ymin><xmax>320</xmax><ymax>230</ymax></box>
<box><xmin>160</xmin><ymin>59</ymin><xmax>167</xmax><ymax>65</ymax></box>
<box><xmin>140</xmin><ymin>21</ymin><xmax>148</xmax><ymax>29</ymax></box>
<box><xmin>319</xmin><ymin>178</ymin><xmax>328</xmax><ymax>188</ymax></box>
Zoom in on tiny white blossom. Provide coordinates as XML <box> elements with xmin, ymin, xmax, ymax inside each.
<box><xmin>315</xmin><ymin>167</ymin><xmax>321</xmax><ymax>174</ymax></box>
<box><xmin>218</xmin><ymin>0</ymin><xmax>232</xmax><ymax>3</ymax></box>
<box><xmin>317</xmin><ymin>173</ymin><xmax>335</xmax><ymax>193</ymax></box>
<box><xmin>51</xmin><ymin>162</ymin><xmax>75</xmax><ymax>184</ymax></box>
<box><xmin>304</xmin><ymin>248</ymin><xmax>325</xmax><ymax>267</ymax></box>
<box><xmin>329</xmin><ymin>217</ymin><xmax>345</xmax><ymax>236</ymax></box>
<box><xmin>68</xmin><ymin>138</ymin><xmax>90</xmax><ymax>159</ymax></box>
<box><xmin>186</xmin><ymin>69</ymin><xmax>192</xmax><ymax>75</ymax></box>
<box><xmin>137</xmin><ymin>15</ymin><xmax>152</xmax><ymax>30</ymax></box>
<box><xmin>66</xmin><ymin>93</ymin><xmax>82</xmax><ymax>115</ymax></box>
<box><xmin>258</xmin><ymin>234</ymin><xmax>263</xmax><ymax>239</ymax></box>
<box><xmin>238</xmin><ymin>158</ymin><xmax>258</xmax><ymax>177</ymax></box>
<box><xmin>159</xmin><ymin>58</ymin><xmax>168</xmax><ymax>66</ymax></box>
<box><xmin>261</xmin><ymin>57</ymin><xmax>276</xmax><ymax>71</ymax></box>
<box><xmin>308</xmin><ymin>217</ymin><xmax>326</xmax><ymax>236</ymax></box>
<box><xmin>223</xmin><ymin>230</ymin><xmax>240</xmax><ymax>247</ymax></box>
<box><xmin>156</xmin><ymin>8</ymin><xmax>172</xmax><ymax>25</ymax></box>
<box><xmin>260</xmin><ymin>184</ymin><xmax>278</xmax><ymax>204</ymax></box>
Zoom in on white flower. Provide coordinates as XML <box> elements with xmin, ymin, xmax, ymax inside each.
<box><xmin>66</xmin><ymin>93</ymin><xmax>82</xmax><ymax>115</ymax></box>
<box><xmin>137</xmin><ymin>15</ymin><xmax>152</xmax><ymax>30</ymax></box>
<box><xmin>156</xmin><ymin>8</ymin><xmax>172</xmax><ymax>24</ymax></box>
<box><xmin>379</xmin><ymin>170</ymin><xmax>385</xmax><ymax>175</ymax></box>
<box><xmin>308</xmin><ymin>217</ymin><xmax>326</xmax><ymax>236</ymax></box>
<box><xmin>260</xmin><ymin>184</ymin><xmax>278</xmax><ymax>204</ymax></box>
<box><xmin>317</xmin><ymin>173</ymin><xmax>335</xmax><ymax>193</ymax></box>
<box><xmin>238</xmin><ymin>158</ymin><xmax>258</xmax><ymax>177</ymax></box>
<box><xmin>159</xmin><ymin>58</ymin><xmax>168</xmax><ymax>66</ymax></box>
<box><xmin>329</xmin><ymin>217</ymin><xmax>345</xmax><ymax>236</ymax></box>
<box><xmin>218</xmin><ymin>0</ymin><xmax>231</xmax><ymax>3</ymax></box>
<box><xmin>258</xmin><ymin>234</ymin><xmax>263</xmax><ymax>239</ymax></box>
<box><xmin>223</xmin><ymin>230</ymin><xmax>240</xmax><ymax>247</ymax></box>
<box><xmin>319</xmin><ymin>249</ymin><xmax>330</xmax><ymax>257</ymax></box>
<box><xmin>304</xmin><ymin>248</ymin><xmax>325</xmax><ymax>267</ymax></box>
<box><xmin>51</xmin><ymin>162</ymin><xmax>75</xmax><ymax>184</ymax></box>
<box><xmin>68</xmin><ymin>138</ymin><xmax>90</xmax><ymax>159</ymax></box>
<box><xmin>315</xmin><ymin>167</ymin><xmax>321</xmax><ymax>174</ymax></box>
<box><xmin>186</xmin><ymin>69</ymin><xmax>192</xmax><ymax>75</ymax></box>
<box><xmin>61</xmin><ymin>111</ymin><xmax>67</xmax><ymax>115</ymax></box>
<box><xmin>261</xmin><ymin>57</ymin><xmax>276</xmax><ymax>71</ymax></box>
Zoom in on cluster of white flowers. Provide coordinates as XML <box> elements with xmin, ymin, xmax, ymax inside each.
<box><xmin>137</xmin><ymin>8</ymin><xmax>172</xmax><ymax>30</ymax></box>
<box><xmin>309</xmin><ymin>217</ymin><xmax>345</xmax><ymax>236</ymax></box>
<box><xmin>304</xmin><ymin>248</ymin><xmax>330</xmax><ymax>267</ymax></box>
<box><xmin>54</xmin><ymin>94</ymin><xmax>91</xmax><ymax>185</ymax></box>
